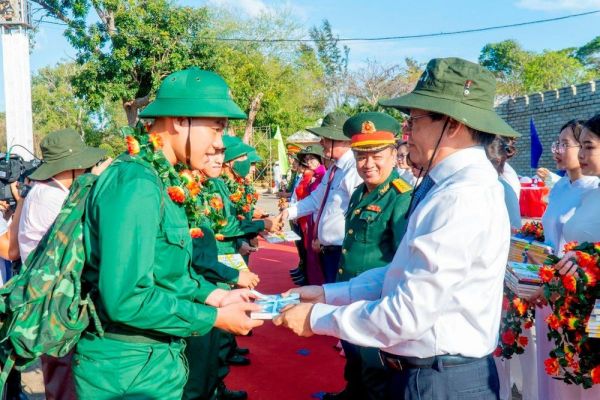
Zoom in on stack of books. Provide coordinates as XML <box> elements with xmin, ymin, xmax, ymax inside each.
<box><xmin>586</xmin><ymin>299</ymin><xmax>600</xmax><ymax>339</ymax></box>
<box><xmin>505</xmin><ymin>261</ymin><xmax>543</xmax><ymax>300</ymax></box>
<box><xmin>508</xmin><ymin>236</ymin><xmax>553</xmax><ymax>263</ymax></box>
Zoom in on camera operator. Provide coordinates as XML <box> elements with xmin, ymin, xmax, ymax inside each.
<box><xmin>18</xmin><ymin>128</ymin><xmax>111</xmax><ymax>400</ymax></box>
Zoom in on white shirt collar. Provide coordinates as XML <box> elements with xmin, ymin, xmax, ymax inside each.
<box><xmin>427</xmin><ymin>146</ymin><xmax>486</xmax><ymax>185</ymax></box>
<box><xmin>334</xmin><ymin>148</ymin><xmax>355</xmax><ymax>170</ymax></box>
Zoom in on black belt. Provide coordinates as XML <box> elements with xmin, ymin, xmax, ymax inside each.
<box><xmin>102</xmin><ymin>325</ymin><xmax>174</xmax><ymax>344</ymax></box>
<box><xmin>379</xmin><ymin>351</ymin><xmax>487</xmax><ymax>371</ymax></box>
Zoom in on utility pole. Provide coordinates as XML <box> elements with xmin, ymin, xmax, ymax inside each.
<box><xmin>1</xmin><ymin>0</ymin><xmax>34</xmax><ymax>160</ymax></box>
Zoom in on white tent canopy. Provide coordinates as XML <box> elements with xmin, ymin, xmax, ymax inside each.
<box><xmin>286</xmin><ymin>129</ymin><xmax>321</xmax><ymax>144</ymax></box>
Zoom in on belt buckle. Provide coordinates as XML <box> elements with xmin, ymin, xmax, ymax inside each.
<box><xmin>379</xmin><ymin>352</ymin><xmax>402</xmax><ymax>371</ymax></box>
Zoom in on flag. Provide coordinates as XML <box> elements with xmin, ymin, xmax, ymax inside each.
<box><xmin>273</xmin><ymin>126</ymin><xmax>289</xmax><ymax>175</ymax></box>
<box><xmin>530</xmin><ymin>117</ymin><xmax>543</xmax><ymax>169</ymax></box>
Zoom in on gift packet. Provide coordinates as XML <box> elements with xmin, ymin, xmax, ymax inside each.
<box><xmin>250</xmin><ymin>291</ymin><xmax>300</xmax><ymax>319</ymax></box>
<box><xmin>263</xmin><ymin>230</ymin><xmax>302</xmax><ymax>244</ymax></box>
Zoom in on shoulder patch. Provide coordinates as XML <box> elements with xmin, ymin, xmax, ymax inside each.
<box><xmin>392</xmin><ymin>178</ymin><xmax>412</xmax><ymax>194</ymax></box>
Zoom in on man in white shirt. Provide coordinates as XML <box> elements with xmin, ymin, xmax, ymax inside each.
<box><xmin>18</xmin><ymin>128</ymin><xmax>110</xmax><ymax>400</ymax></box>
<box><xmin>275</xmin><ymin>58</ymin><xmax>520</xmax><ymax>399</ymax></box>
<box><xmin>280</xmin><ymin>112</ymin><xmax>363</xmax><ymax>283</ymax></box>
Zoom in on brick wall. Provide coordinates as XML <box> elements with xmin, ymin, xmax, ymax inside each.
<box><xmin>494</xmin><ymin>80</ymin><xmax>600</xmax><ymax>176</ymax></box>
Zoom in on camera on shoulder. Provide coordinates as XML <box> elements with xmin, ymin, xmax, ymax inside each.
<box><xmin>0</xmin><ymin>153</ymin><xmax>41</xmax><ymax>206</ymax></box>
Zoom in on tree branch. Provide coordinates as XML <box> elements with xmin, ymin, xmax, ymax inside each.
<box><xmin>30</xmin><ymin>1</ymin><xmax>73</xmax><ymax>25</ymax></box>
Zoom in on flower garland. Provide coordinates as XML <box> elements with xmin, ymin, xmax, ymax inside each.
<box><xmin>221</xmin><ymin>173</ymin><xmax>256</xmax><ymax>220</ymax></box>
<box><xmin>122</xmin><ymin>125</ymin><xmax>203</xmax><ymax>239</ymax></box>
<box><xmin>197</xmin><ymin>178</ymin><xmax>229</xmax><ymax>240</ymax></box>
<box><xmin>540</xmin><ymin>241</ymin><xmax>600</xmax><ymax>388</ymax></box>
<box><xmin>518</xmin><ymin>221</ymin><xmax>545</xmax><ymax>242</ymax></box>
<box><xmin>494</xmin><ymin>286</ymin><xmax>535</xmax><ymax>359</ymax></box>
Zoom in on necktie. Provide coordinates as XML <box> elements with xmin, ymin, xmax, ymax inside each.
<box><xmin>407</xmin><ymin>174</ymin><xmax>435</xmax><ymax>218</ymax></box>
<box><xmin>313</xmin><ymin>165</ymin><xmax>338</xmax><ymax>238</ymax></box>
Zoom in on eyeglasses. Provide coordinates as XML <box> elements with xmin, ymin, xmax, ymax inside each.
<box><xmin>404</xmin><ymin>113</ymin><xmax>433</xmax><ymax>132</ymax></box>
<box><xmin>551</xmin><ymin>141</ymin><xmax>580</xmax><ymax>154</ymax></box>
<box><xmin>397</xmin><ymin>153</ymin><xmax>409</xmax><ymax>160</ymax></box>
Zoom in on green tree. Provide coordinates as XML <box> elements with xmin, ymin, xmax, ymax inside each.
<box><xmin>479</xmin><ymin>40</ymin><xmax>531</xmax><ymax>96</ymax></box>
<box><xmin>522</xmin><ymin>50</ymin><xmax>587</xmax><ymax>92</ymax></box>
<box><xmin>308</xmin><ymin>19</ymin><xmax>350</xmax><ymax>109</ymax></box>
<box><xmin>575</xmin><ymin>36</ymin><xmax>600</xmax><ymax>77</ymax></box>
<box><xmin>32</xmin><ymin>0</ymin><xmax>219</xmax><ymax>125</ymax></box>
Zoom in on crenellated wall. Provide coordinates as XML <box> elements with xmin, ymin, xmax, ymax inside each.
<box><xmin>494</xmin><ymin>80</ymin><xmax>600</xmax><ymax>176</ymax></box>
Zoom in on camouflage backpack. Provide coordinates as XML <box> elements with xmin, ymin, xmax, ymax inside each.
<box><xmin>0</xmin><ymin>173</ymin><xmax>103</xmax><ymax>388</ymax></box>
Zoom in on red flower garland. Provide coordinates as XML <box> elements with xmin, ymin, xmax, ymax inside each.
<box><xmin>494</xmin><ymin>286</ymin><xmax>535</xmax><ymax>359</ymax></box>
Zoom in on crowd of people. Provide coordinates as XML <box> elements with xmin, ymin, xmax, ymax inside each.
<box><xmin>0</xmin><ymin>56</ymin><xmax>599</xmax><ymax>400</ymax></box>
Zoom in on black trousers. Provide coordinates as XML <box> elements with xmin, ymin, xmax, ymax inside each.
<box><xmin>341</xmin><ymin>341</ymin><xmax>391</xmax><ymax>400</ymax></box>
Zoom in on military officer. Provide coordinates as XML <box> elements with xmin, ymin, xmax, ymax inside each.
<box><xmin>325</xmin><ymin>112</ymin><xmax>412</xmax><ymax>400</ymax></box>
<box><xmin>74</xmin><ymin>68</ymin><xmax>264</xmax><ymax>399</ymax></box>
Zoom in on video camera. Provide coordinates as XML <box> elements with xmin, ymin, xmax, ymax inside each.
<box><xmin>0</xmin><ymin>152</ymin><xmax>41</xmax><ymax>206</ymax></box>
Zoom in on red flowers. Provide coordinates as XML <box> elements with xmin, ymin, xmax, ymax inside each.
<box><xmin>544</xmin><ymin>358</ymin><xmax>560</xmax><ymax>376</ymax></box>
<box><xmin>518</xmin><ymin>221</ymin><xmax>544</xmax><ymax>242</ymax></box>
<box><xmin>539</xmin><ymin>265</ymin><xmax>555</xmax><ymax>283</ymax></box>
<box><xmin>546</xmin><ymin>314</ymin><xmax>561</xmax><ymax>330</ymax></box>
<box><xmin>517</xmin><ymin>336</ymin><xmax>528</xmax><ymax>347</ymax></box>
<box><xmin>148</xmin><ymin>133</ymin><xmax>163</xmax><ymax>150</ymax></box>
<box><xmin>209</xmin><ymin>195</ymin><xmax>224</xmax><ymax>210</ymax></box>
<box><xmin>167</xmin><ymin>186</ymin><xmax>185</xmax><ymax>203</ymax></box>
<box><xmin>126</xmin><ymin>135</ymin><xmax>140</xmax><ymax>155</ymax></box>
<box><xmin>189</xmin><ymin>228</ymin><xmax>204</xmax><ymax>239</ymax></box>
<box><xmin>561</xmin><ymin>274</ymin><xmax>577</xmax><ymax>293</ymax></box>
<box><xmin>591</xmin><ymin>366</ymin><xmax>600</xmax><ymax>384</ymax></box>
<box><xmin>501</xmin><ymin>329</ymin><xmax>516</xmax><ymax>345</ymax></box>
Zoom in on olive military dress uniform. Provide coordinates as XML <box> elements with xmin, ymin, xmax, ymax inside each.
<box><xmin>73</xmin><ymin>68</ymin><xmax>247</xmax><ymax>400</ymax></box>
<box><xmin>333</xmin><ymin>112</ymin><xmax>412</xmax><ymax>400</ymax></box>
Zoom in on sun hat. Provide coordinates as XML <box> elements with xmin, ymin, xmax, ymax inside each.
<box><xmin>306</xmin><ymin>112</ymin><xmax>350</xmax><ymax>141</ymax></box>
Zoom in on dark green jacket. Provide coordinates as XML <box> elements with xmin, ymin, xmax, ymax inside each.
<box><xmin>192</xmin><ymin>222</ymin><xmax>239</xmax><ymax>285</ymax></box>
<box><xmin>205</xmin><ymin>178</ymin><xmax>264</xmax><ymax>255</ymax></box>
<box><xmin>83</xmin><ymin>155</ymin><xmax>218</xmax><ymax>338</ymax></box>
<box><xmin>337</xmin><ymin>169</ymin><xmax>412</xmax><ymax>282</ymax></box>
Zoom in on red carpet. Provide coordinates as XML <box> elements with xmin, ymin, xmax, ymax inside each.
<box><xmin>225</xmin><ymin>239</ymin><xmax>345</xmax><ymax>399</ymax></box>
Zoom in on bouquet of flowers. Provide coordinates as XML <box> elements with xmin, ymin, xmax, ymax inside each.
<box><xmin>518</xmin><ymin>221</ymin><xmax>545</xmax><ymax>242</ymax></box>
<box><xmin>540</xmin><ymin>242</ymin><xmax>600</xmax><ymax>387</ymax></box>
<box><xmin>494</xmin><ymin>286</ymin><xmax>535</xmax><ymax>359</ymax></box>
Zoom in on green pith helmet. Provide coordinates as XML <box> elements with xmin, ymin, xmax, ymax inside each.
<box><xmin>223</xmin><ymin>135</ymin><xmax>254</xmax><ymax>162</ymax></box>
<box><xmin>29</xmin><ymin>129</ymin><xmax>106</xmax><ymax>181</ymax></box>
<box><xmin>306</xmin><ymin>112</ymin><xmax>350</xmax><ymax>141</ymax></box>
<box><xmin>343</xmin><ymin>112</ymin><xmax>400</xmax><ymax>152</ymax></box>
<box><xmin>139</xmin><ymin>67</ymin><xmax>246</xmax><ymax>119</ymax></box>
<box><xmin>247</xmin><ymin>150</ymin><xmax>263</xmax><ymax>163</ymax></box>
<box><xmin>297</xmin><ymin>144</ymin><xmax>324</xmax><ymax>166</ymax></box>
<box><xmin>379</xmin><ymin>57</ymin><xmax>520</xmax><ymax>138</ymax></box>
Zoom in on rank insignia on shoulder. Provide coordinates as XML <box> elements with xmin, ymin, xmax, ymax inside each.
<box><xmin>392</xmin><ymin>178</ymin><xmax>412</xmax><ymax>193</ymax></box>
<box><xmin>366</xmin><ymin>205</ymin><xmax>381</xmax><ymax>213</ymax></box>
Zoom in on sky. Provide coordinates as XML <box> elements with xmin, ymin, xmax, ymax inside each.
<box><xmin>1</xmin><ymin>0</ymin><xmax>600</xmax><ymax>111</ymax></box>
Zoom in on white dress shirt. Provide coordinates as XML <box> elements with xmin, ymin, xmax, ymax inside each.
<box><xmin>310</xmin><ymin>146</ymin><xmax>510</xmax><ymax>358</ymax></box>
<box><xmin>563</xmin><ymin>187</ymin><xmax>600</xmax><ymax>244</ymax></box>
<box><xmin>287</xmin><ymin>150</ymin><xmax>362</xmax><ymax>246</ymax></box>
<box><xmin>18</xmin><ymin>179</ymin><xmax>69</xmax><ymax>262</ymax></box>
<box><xmin>541</xmin><ymin>175</ymin><xmax>599</xmax><ymax>255</ymax></box>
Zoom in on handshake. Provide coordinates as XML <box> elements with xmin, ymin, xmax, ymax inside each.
<box><xmin>207</xmin><ymin>285</ymin><xmax>325</xmax><ymax>338</ymax></box>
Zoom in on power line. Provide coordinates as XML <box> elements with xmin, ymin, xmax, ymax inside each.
<box><xmin>206</xmin><ymin>10</ymin><xmax>600</xmax><ymax>43</ymax></box>
<box><xmin>37</xmin><ymin>9</ymin><xmax>599</xmax><ymax>43</ymax></box>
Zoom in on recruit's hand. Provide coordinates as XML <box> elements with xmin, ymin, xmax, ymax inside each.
<box><xmin>249</xmin><ymin>237</ymin><xmax>259</xmax><ymax>248</ymax></box>
<box><xmin>263</xmin><ymin>215</ymin><xmax>283</xmax><ymax>233</ymax></box>
<box><xmin>279</xmin><ymin>209</ymin><xmax>289</xmax><ymax>222</ymax></box>
<box><xmin>536</xmin><ymin>168</ymin><xmax>550</xmax><ymax>180</ymax></box>
<box><xmin>237</xmin><ymin>270</ymin><xmax>260</xmax><ymax>289</ymax></box>
<box><xmin>273</xmin><ymin>303</ymin><xmax>314</xmax><ymax>337</ymax></box>
<box><xmin>554</xmin><ymin>251</ymin><xmax>579</xmax><ymax>276</ymax></box>
<box><xmin>238</xmin><ymin>241</ymin><xmax>257</xmax><ymax>256</ymax></box>
<box><xmin>282</xmin><ymin>285</ymin><xmax>325</xmax><ymax>304</ymax></box>
<box><xmin>219</xmin><ymin>288</ymin><xmax>259</xmax><ymax>307</ymax></box>
<box><xmin>215</xmin><ymin>302</ymin><xmax>264</xmax><ymax>335</ymax></box>
<box><xmin>253</xmin><ymin>206</ymin><xmax>267</xmax><ymax>219</ymax></box>
<box><xmin>91</xmin><ymin>158</ymin><xmax>114</xmax><ymax>176</ymax></box>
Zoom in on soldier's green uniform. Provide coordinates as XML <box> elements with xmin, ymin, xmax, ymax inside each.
<box><xmin>184</xmin><ymin>223</ymin><xmax>240</xmax><ymax>400</ymax></box>
<box><xmin>73</xmin><ymin>68</ymin><xmax>247</xmax><ymax>400</ymax></box>
<box><xmin>334</xmin><ymin>112</ymin><xmax>412</xmax><ymax>400</ymax></box>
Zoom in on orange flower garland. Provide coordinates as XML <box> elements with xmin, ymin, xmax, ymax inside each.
<box><xmin>494</xmin><ymin>286</ymin><xmax>535</xmax><ymax>359</ymax></box>
<box><xmin>541</xmin><ymin>241</ymin><xmax>600</xmax><ymax>388</ymax></box>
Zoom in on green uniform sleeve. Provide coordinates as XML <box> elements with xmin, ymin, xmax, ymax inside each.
<box><xmin>93</xmin><ymin>172</ymin><xmax>217</xmax><ymax>337</ymax></box>
<box><xmin>390</xmin><ymin>193</ymin><xmax>411</xmax><ymax>248</ymax></box>
<box><xmin>192</xmin><ymin>238</ymin><xmax>240</xmax><ymax>284</ymax></box>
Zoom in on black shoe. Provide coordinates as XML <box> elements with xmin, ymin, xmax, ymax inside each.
<box><xmin>227</xmin><ymin>354</ymin><xmax>251</xmax><ymax>366</ymax></box>
<box><xmin>218</xmin><ymin>383</ymin><xmax>248</xmax><ymax>400</ymax></box>
<box><xmin>235</xmin><ymin>347</ymin><xmax>250</xmax><ymax>355</ymax></box>
<box><xmin>322</xmin><ymin>389</ymin><xmax>355</xmax><ymax>400</ymax></box>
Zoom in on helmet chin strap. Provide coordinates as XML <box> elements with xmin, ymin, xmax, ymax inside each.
<box><xmin>404</xmin><ymin>117</ymin><xmax>450</xmax><ymax>220</ymax></box>
<box><xmin>186</xmin><ymin>118</ymin><xmax>192</xmax><ymax>167</ymax></box>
